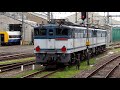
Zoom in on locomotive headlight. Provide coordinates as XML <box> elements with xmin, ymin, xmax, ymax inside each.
<box><xmin>61</xmin><ymin>46</ymin><xmax>67</xmax><ymax>53</ymax></box>
<box><xmin>35</xmin><ymin>46</ymin><xmax>40</xmax><ymax>52</ymax></box>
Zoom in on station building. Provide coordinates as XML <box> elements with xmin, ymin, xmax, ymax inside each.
<box><xmin>0</xmin><ymin>12</ymin><xmax>47</xmax><ymax>45</ymax></box>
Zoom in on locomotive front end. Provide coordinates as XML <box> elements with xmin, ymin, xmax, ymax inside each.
<box><xmin>34</xmin><ymin>24</ymin><xmax>71</xmax><ymax>66</ymax></box>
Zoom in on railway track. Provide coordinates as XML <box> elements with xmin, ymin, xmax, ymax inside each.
<box><xmin>21</xmin><ymin>68</ymin><xmax>63</xmax><ymax>78</ymax></box>
<box><xmin>85</xmin><ymin>55</ymin><xmax>120</xmax><ymax>78</ymax></box>
<box><xmin>0</xmin><ymin>53</ymin><xmax>35</xmax><ymax>61</ymax></box>
<box><xmin>0</xmin><ymin>60</ymin><xmax>35</xmax><ymax>73</ymax></box>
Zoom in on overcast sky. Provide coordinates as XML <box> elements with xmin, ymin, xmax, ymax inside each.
<box><xmin>52</xmin><ymin>12</ymin><xmax>75</xmax><ymax>19</ymax></box>
<box><xmin>51</xmin><ymin>12</ymin><xmax>120</xmax><ymax>21</ymax></box>
<box><xmin>97</xmin><ymin>12</ymin><xmax>120</xmax><ymax>21</ymax></box>
<box><xmin>35</xmin><ymin>12</ymin><xmax>120</xmax><ymax>21</ymax></box>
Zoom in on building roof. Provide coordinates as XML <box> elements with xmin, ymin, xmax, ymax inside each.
<box><xmin>28</xmin><ymin>12</ymin><xmax>47</xmax><ymax>20</ymax></box>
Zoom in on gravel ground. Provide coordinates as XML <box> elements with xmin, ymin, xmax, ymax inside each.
<box><xmin>74</xmin><ymin>51</ymin><xmax>120</xmax><ymax>78</ymax></box>
<box><xmin>91</xmin><ymin>58</ymin><xmax>120</xmax><ymax>78</ymax></box>
<box><xmin>109</xmin><ymin>65</ymin><xmax>120</xmax><ymax>78</ymax></box>
<box><xmin>0</xmin><ymin>45</ymin><xmax>34</xmax><ymax>54</ymax></box>
<box><xmin>0</xmin><ymin>45</ymin><xmax>41</xmax><ymax>78</ymax></box>
<box><xmin>0</xmin><ymin>64</ymin><xmax>42</xmax><ymax>78</ymax></box>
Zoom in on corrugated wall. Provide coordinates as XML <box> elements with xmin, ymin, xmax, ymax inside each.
<box><xmin>112</xmin><ymin>27</ymin><xmax>120</xmax><ymax>42</ymax></box>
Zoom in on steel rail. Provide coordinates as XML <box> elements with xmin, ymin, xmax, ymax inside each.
<box><xmin>85</xmin><ymin>55</ymin><xmax>120</xmax><ymax>78</ymax></box>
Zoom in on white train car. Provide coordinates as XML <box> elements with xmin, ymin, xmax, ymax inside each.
<box><xmin>34</xmin><ymin>24</ymin><xmax>107</xmax><ymax>66</ymax></box>
<box><xmin>0</xmin><ymin>31</ymin><xmax>21</xmax><ymax>45</ymax></box>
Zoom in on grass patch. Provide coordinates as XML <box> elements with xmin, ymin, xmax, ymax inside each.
<box><xmin>10</xmin><ymin>67</ymin><xmax>44</xmax><ymax>78</ymax></box>
<box><xmin>48</xmin><ymin>58</ymin><xmax>95</xmax><ymax>78</ymax></box>
<box><xmin>48</xmin><ymin>48</ymin><xmax>120</xmax><ymax>78</ymax></box>
<box><xmin>34</xmin><ymin>71</ymin><xmax>50</xmax><ymax>78</ymax></box>
<box><xmin>110</xmin><ymin>47</ymin><xmax>120</xmax><ymax>52</ymax></box>
<box><xmin>10</xmin><ymin>70</ymin><xmax>38</xmax><ymax>78</ymax></box>
<box><xmin>0</xmin><ymin>57</ymin><xmax>35</xmax><ymax>65</ymax></box>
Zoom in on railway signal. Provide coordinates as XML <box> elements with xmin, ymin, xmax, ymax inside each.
<box><xmin>81</xmin><ymin>12</ymin><xmax>86</xmax><ymax>21</ymax></box>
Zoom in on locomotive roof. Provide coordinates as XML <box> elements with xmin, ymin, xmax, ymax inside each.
<box><xmin>34</xmin><ymin>24</ymin><xmax>107</xmax><ymax>31</ymax></box>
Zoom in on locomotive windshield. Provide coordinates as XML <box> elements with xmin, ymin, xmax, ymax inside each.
<box><xmin>34</xmin><ymin>28</ymin><xmax>47</xmax><ymax>36</ymax></box>
<box><xmin>34</xmin><ymin>26</ymin><xmax>70</xmax><ymax>38</ymax></box>
<box><xmin>56</xmin><ymin>28</ymin><xmax>68</xmax><ymax>36</ymax></box>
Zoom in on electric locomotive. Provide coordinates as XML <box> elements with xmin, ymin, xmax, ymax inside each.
<box><xmin>34</xmin><ymin>19</ymin><xmax>107</xmax><ymax>66</ymax></box>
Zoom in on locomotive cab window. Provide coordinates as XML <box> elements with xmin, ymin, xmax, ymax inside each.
<box><xmin>56</xmin><ymin>28</ymin><xmax>68</xmax><ymax>36</ymax></box>
<box><xmin>34</xmin><ymin>28</ymin><xmax>46</xmax><ymax>36</ymax></box>
<box><xmin>39</xmin><ymin>28</ymin><xmax>46</xmax><ymax>36</ymax></box>
<box><xmin>34</xmin><ymin>28</ymin><xmax>39</xmax><ymax>36</ymax></box>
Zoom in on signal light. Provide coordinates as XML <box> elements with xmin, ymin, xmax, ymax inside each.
<box><xmin>81</xmin><ymin>12</ymin><xmax>86</xmax><ymax>21</ymax></box>
<box><xmin>36</xmin><ymin>46</ymin><xmax>40</xmax><ymax>52</ymax></box>
<box><xmin>61</xmin><ymin>46</ymin><xmax>67</xmax><ymax>53</ymax></box>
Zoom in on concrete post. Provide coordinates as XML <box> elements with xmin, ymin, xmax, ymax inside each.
<box><xmin>21</xmin><ymin>65</ymin><xmax>24</xmax><ymax>71</ymax></box>
<box><xmin>32</xmin><ymin>64</ymin><xmax>35</xmax><ymax>70</ymax></box>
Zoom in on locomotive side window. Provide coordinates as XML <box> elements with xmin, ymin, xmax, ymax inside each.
<box><xmin>105</xmin><ymin>31</ymin><xmax>107</xmax><ymax>37</ymax></box>
<box><xmin>101</xmin><ymin>31</ymin><xmax>102</xmax><ymax>37</ymax></box>
<box><xmin>92</xmin><ymin>30</ymin><xmax>97</xmax><ymax>37</ymax></box>
<box><xmin>88</xmin><ymin>30</ymin><xmax>92</xmax><ymax>38</ymax></box>
<box><xmin>102</xmin><ymin>31</ymin><xmax>105</xmax><ymax>37</ymax></box>
<box><xmin>83</xmin><ymin>29</ymin><xmax>86</xmax><ymax>38</ymax></box>
<box><xmin>97</xmin><ymin>31</ymin><xmax>101</xmax><ymax>37</ymax></box>
<box><xmin>56</xmin><ymin>28</ymin><xmax>68</xmax><ymax>36</ymax></box>
<box><xmin>71</xmin><ymin>29</ymin><xmax>75</xmax><ymax>38</ymax></box>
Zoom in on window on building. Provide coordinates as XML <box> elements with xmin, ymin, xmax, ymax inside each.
<box><xmin>9</xmin><ymin>35</ymin><xmax>21</xmax><ymax>38</ymax></box>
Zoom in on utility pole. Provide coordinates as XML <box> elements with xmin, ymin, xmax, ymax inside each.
<box><xmin>86</xmin><ymin>12</ymin><xmax>90</xmax><ymax>65</ymax></box>
<box><xmin>51</xmin><ymin>12</ymin><xmax>53</xmax><ymax>19</ymax></box>
<box><xmin>106</xmin><ymin>12</ymin><xmax>112</xmax><ymax>46</ymax></box>
<box><xmin>104</xmin><ymin>12</ymin><xmax>106</xmax><ymax>25</ymax></box>
<box><xmin>92</xmin><ymin>14</ymin><xmax>93</xmax><ymax>25</ymax></box>
<box><xmin>75</xmin><ymin>12</ymin><xmax>77</xmax><ymax>23</ymax></box>
<box><xmin>21</xmin><ymin>12</ymin><xmax>25</xmax><ymax>45</ymax></box>
<box><xmin>47</xmin><ymin>12</ymin><xmax>50</xmax><ymax>23</ymax></box>
<box><xmin>107</xmin><ymin>12</ymin><xmax>109</xmax><ymax>25</ymax></box>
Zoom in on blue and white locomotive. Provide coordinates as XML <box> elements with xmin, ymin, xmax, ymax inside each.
<box><xmin>33</xmin><ymin>20</ymin><xmax>107</xmax><ymax>66</ymax></box>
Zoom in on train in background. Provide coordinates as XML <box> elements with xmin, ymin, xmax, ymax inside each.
<box><xmin>0</xmin><ymin>31</ymin><xmax>21</xmax><ymax>45</ymax></box>
<box><xmin>33</xmin><ymin>19</ymin><xmax>107</xmax><ymax>66</ymax></box>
